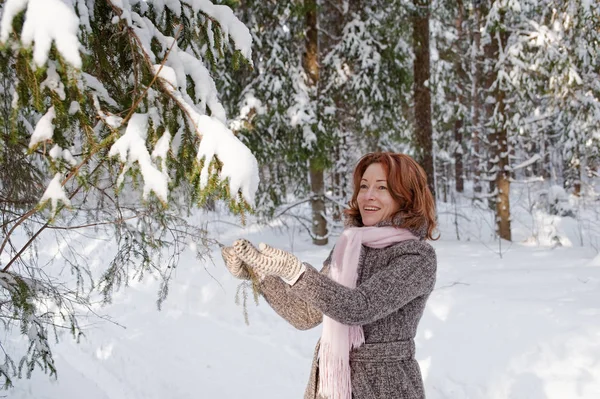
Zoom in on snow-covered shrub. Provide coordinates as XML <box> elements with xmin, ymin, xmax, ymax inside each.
<box><xmin>538</xmin><ymin>185</ymin><xmax>575</xmax><ymax>217</ymax></box>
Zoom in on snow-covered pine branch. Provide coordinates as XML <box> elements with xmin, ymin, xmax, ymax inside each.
<box><xmin>0</xmin><ymin>0</ymin><xmax>257</xmax><ymax>388</ymax></box>
<box><xmin>0</xmin><ymin>0</ymin><xmax>258</xmax><ymax>211</ymax></box>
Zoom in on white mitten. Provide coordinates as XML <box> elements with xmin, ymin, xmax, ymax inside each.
<box><xmin>232</xmin><ymin>239</ymin><xmax>306</xmax><ymax>285</ymax></box>
<box><xmin>221</xmin><ymin>246</ymin><xmax>251</xmax><ymax>280</ymax></box>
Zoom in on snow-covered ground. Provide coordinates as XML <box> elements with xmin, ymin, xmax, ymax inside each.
<box><xmin>8</xmin><ymin>207</ymin><xmax>600</xmax><ymax>399</ymax></box>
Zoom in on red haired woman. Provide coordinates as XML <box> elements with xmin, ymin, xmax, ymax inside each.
<box><xmin>222</xmin><ymin>152</ymin><xmax>438</xmax><ymax>399</ymax></box>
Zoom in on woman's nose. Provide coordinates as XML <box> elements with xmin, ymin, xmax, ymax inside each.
<box><xmin>366</xmin><ymin>187</ymin><xmax>376</xmax><ymax>199</ymax></box>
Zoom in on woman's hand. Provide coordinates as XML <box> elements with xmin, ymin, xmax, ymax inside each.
<box><xmin>221</xmin><ymin>246</ymin><xmax>251</xmax><ymax>280</ymax></box>
<box><xmin>232</xmin><ymin>239</ymin><xmax>306</xmax><ymax>285</ymax></box>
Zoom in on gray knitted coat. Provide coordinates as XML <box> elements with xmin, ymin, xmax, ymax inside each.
<box><xmin>258</xmin><ymin>224</ymin><xmax>437</xmax><ymax>399</ymax></box>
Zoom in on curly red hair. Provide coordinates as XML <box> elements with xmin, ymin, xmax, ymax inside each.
<box><xmin>344</xmin><ymin>152</ymin><xmax>438</xmax><ymax>240</ymax></box>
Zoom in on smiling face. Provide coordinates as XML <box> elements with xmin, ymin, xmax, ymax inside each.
<box><xmin>357</xmin><ymin>163</ymin><xmax>400</xmax><ymax>227</ymax></box>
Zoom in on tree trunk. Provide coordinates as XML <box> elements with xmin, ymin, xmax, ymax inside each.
<box><xmin>495</xmin><ymin>87</ymin><xmax>511</xmax><ymax>241</ymax></box>
<box><xmin>484</xmin><ymin>4</ymin><xmax>511</xmax><ymax>241</ymax></box>
<box><xmin>471</xmin><ymin>0</ymin><xmax>483</xmax><ymax>195</ymax></box>
<box><xmin>322</xmin><ymin>0</ymin><xmax>348</xmax><ymax>223</ymax></box>
<box><xmin>303</xmin><ymin>0</ymin><xmax>319</xmax><ymax>87</ymax></box>
<box><xmin>542</xmin><ymin>137</ymin><xmax>552</xmax><ymax>180</ymax></box>
<box><xmin>454</xmin><ymin>0</ymin><xmax>466</xmax><ymax>193</ymax></box>
<box><xmin>573</xmin><ymin>147</ymin><xmax>582</xmax><ymax>197</ymax></box>
<box><xmin>331</xmin><ymin>138</ymin><xmax>348</xmax><ymax>222</ymax></box>
<box><xmin>310</xmin><ymin>159</ymin><xmax>328</xmax><ymax>245</ymax></box>
<box><xmin>332</xmin><ymin>146</ymin><xmax>342</xmax><ymax>222</ymax></box>
<box><xmin>304</xmin><ymin>0</ymin><xmax>328</xmax><ymax>245</ymax></box>
<box><xmin>482</xmin><ymin>0</ymin><xmax>498</xmax><ymax>209</ymax></box>
<box><xmin>412</xmin><ymin>0</ymin><xmax>435</xmax><ymax>200</ymax></box>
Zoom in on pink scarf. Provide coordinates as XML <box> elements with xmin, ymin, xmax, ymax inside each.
<box><xmin>317</xmin><ymin>226</ymin><xmax>417</xmax><ymax>399</ymax></box>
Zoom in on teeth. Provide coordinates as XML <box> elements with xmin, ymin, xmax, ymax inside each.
<box><xmin>364</xmin><ymin>207</ymin><xmax>379</xmax><ymax>211</ymax></box>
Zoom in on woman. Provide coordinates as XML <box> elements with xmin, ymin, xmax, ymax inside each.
<box><xmin>221</xmin><ymin>152</ymin><xmax>438</xmax><ymax>399</ymax></box>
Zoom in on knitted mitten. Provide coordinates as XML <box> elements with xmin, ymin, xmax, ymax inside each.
<box><xmin>221</xmin><ymin>246</ymin><xmax>251</xmax><ymax>280</ymax></box>
<box><xmin>232</xmin><ymin>239</ymin><xmax>306</xmax><ymax>285</ymax></box>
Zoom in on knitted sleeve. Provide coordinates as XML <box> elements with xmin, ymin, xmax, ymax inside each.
<box><xmin>289</xmin><ymin>240</ymin><xmax>437</xmax><ymax>326</ymax></box>
<box><xmin>258</xmin><ymin>251</ymin><xmax>332</xmax><ymax>330</ymax></box>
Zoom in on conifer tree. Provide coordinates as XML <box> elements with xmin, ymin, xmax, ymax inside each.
<box><xmin>0</xmin><ymin>0</ymin><xmax>256</xmax><ymax>387</ymax></box>
<box><xmin>517</xmin><ymin>0</ymin><xmax>600</xmax><ymax>195</ymax></box>
<box><xmin>223</xmin><ymin>0</ymin><xmax>308</xmax><ymax>218</ymax></box>
<box><xmin>228</xmin><ymin>0</ymin><xmax>414</xmax><ymax>238</ymax></box>
<box><xmin>412</xmin><ymin>0</ymin><xmax>435</xmax><ymax>199</ymax></box>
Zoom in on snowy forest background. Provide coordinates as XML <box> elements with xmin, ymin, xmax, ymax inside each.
<box><xmin>0</xmin><ymin>0</ymin><xmax>599</xmax><ymax>397</ymax></box>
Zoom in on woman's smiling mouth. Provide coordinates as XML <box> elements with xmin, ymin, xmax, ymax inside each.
<box><xmin>363</xmin><ymin>206</ymin><xmax>380</xmax><ymax>212</ymax></box>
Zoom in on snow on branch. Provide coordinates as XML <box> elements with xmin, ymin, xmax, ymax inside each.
<box><xmin>39</xmin><ymin>173</ymin><xmax>71</xmax><ymax>214</ymax></box>
<box><xmin>28</xmin><ymin>106</ymin><xmax>56</xmax><ymax>149</ymax></box>
<box><xmin>0</xmin><ymin>0</ymin><xmax>82</xmax><ymax>68</ymax></box>
<box><xmin>185</xmin><ymin>0</ymin><xmax>253</xmax><ymax>62</ymax></box>
<box><xmin>109</xmin><ymin>113</ymin><xmax>169</xmax><ymax>202</ymax></box>
<box><xmin>157</xmin><ymin>79</ymin><xmax>259</xmax><ymax>204</ymax></box>
<box><xmin>1</xmin><ymin>0</ymin><xmax>259</xmax><ymax>207</ymax></box>
<box><xmin>196</xmin><ymin>115</ymin><xmax>259</xmax><ymax>204</ymax></box>
<box><xmin>510</xmin><ymin>154</ymin><xmax>541</xmax><ymax>171</ymax></box>
<box><xmin>108</xmin><ymin>0</ymin><xmax>258</xmax><ymax>202</ymax></box>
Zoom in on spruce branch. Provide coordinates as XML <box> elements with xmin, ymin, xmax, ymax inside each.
<box><xmin>121</xmin><ymin>24</ymin><xmax>183</xmax><ymax>126</ymax></box>
<box><xmin>0</xmin><ymin>23</ymin><xmax>183</xmax><ymax>269</ymax></box>
<box><xmin>1</xmin><ymin>161</ymin><xmax>105</xmax><ymax>273</ymax></box>
<box><xmin>234</xmin><ymin>267</ymin><xmax>261</xmax><ymax>325</ymax></box>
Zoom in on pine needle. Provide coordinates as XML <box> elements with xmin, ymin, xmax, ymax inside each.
<box><xmin>234</xmin><ymin>267</ymin><xmax>261</xmax><ymax>325</ymax></box>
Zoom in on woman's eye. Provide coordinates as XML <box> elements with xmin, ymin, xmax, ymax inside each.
<box><xmin>379</xmin><ymin>186</ymin><xmax>387</xmax><ymax>190</ymax></box>
<box><xmin>360</xmin><ymin>184</ymin><xmax>368</xmax><ymax>189</ymax></box>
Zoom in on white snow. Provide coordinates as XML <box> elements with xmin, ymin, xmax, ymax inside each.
<box><xmin>178</xmin><ymin>50</ymin><xmax>227</xmax><ymax>123</ymax></box>
<box><xmin>105</xmin><ymin>115</ymin><xmax>124</xmax><ymax>129</ymax></box>
<box><xmin>164</xmin><ymin>0</ymin><xmax>182</xmax><ymax>16</ymax></box>
<box><xmin>6</xmin><ymin>1</ymin><xmax>600</xmax><ymax>397</ymax></box>
<box><xmin>76</xmin><ymin>0</ymin><xmax>91</xmax><ymax>32</ymax></box>
<box><xmin>154</xmin><ymin>73</ymin><xmax>259</xmax><ymax>204</ymax></box>
<box><xmin>62</xmin><ymin>149</ymin><xmax>77</xmax><ymax>166</ymax></box>
<box><xmin>196</xmin><ymin>115</ymin><xmax>259</xmax><ymax>204</ymax></box>
<box><xmin>230</xmin><ymin>92</ymin><xmax>263</xmax><ymax>131</ymax></box>
<box><xmin>40</xmin><ymin>62</ymin><xmax>66</xmax><ymax>100</ymax></box>
<box><xmin>0</xmin><ymin>0</ymin><xmax>82</xmax><ymax>68</ymax></box>
<box><xmin>28</xmin><ymin>106</ymin><xmax>56</xmax><ymax>149</ymax></box>
<box><xmin>82</xmin><ymin>73</ymin><xmax>119</xmax><ymax>107</ymax></box>
<box><xmin>511</xmin><ymin>154</ymin><xmax>541</xmax><ymax>171</ymax></box>
<box><xmin>151</xmin><ymin>130</ymin><xmax>171</xmax><ymax>172</ymax></box>
<box><xmin>187</xmin><ymin>0</ymin><xmax>253</xmax><ymax>62</ymax></box>
<box><xmin>0</xmin><ymin>0</ymin><xmax>28</xmax><ymax>44</ymax></box>
<box><xmin>11</xmin><ymin>88</ymin><xmax>19</xmax><ymax>109</ymax></box>
<box><xmin>109</xmin><ymin>113</ymin><xmax>169</xmax><ymax>202</ymax></box>
<box><xmin>39</xmin><ymin>173</ymin><xmax>70</xmax><ymax>213</ymax></box>
<box><xmin>110</xmin><ymin>0</ymin><xmax>250</xmax><ymax>127</ymax></box>
<box><xmin>152</xmin><ymin>64</ymin><xmax>178</xmax><ymax>88</ymax></box>
<box><xmin>68</xmin><ymin>101</ymin><xmax>80</xmax><ymax>115</ymax></box>
<box><xmin>49</xmin><ymin>144</ymin><xmax>77</xmax><ymax>166</ymax></box>
<box><xmin>48</xmin><ymin>144</ymin><xmax>62</xmax><ymax>159</ymax></box>
<box><xmin>7</xmin><ymin>208</ymin><xmax>600</xmax><ymax>399</ymax></box>
<box><xmin>71</xmin><ymin>0</ymin><xmax>258</xmax><ymax>206</ymax></box>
